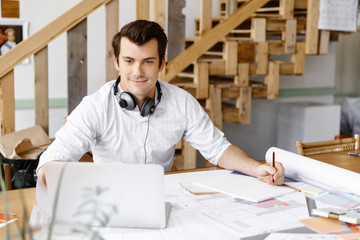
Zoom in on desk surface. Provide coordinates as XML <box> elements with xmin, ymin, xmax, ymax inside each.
<box><xmin>0</xmin><ymin>167</ymin><xmax>222</xmax><ymax>238</ymax></box>
<box><xmin>1</xmin><ymin>155</ymin><xmax>359</xmax><ymax>238</ymax></box>
<box><xmin>309</xmin><ymin>149</ymin><xmax>360</xmax><ymax>174</ymax></box>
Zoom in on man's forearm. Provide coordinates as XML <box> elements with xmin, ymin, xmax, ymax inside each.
<box><xmin>217</xmin><ymin>145</ymin><xmax>262</xmax><ymax>177</ymax></box>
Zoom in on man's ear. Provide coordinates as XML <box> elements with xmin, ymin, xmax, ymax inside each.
<box><xmin>113</xmin><ymin>55</ymin><xmax>120</xmax><ymax>71</ymax></box>
<box><xmin>159</xmin><ymin>57</ymin><xmax>166</xmax><ymax>72</ymax></box>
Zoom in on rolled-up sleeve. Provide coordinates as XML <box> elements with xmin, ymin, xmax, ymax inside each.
<box><xmin>183</xmin><ymin>95</ymin><xmax>231</xmax><ymax>165</ymax></box>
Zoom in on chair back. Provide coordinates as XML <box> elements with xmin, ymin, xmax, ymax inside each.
<box><xmin>295</xmin><ymin>134</ymin><xmax>360</xmax><ymax>156</ymax></box>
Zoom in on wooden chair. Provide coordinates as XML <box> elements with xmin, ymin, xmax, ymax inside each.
<box><xmin>295</xmin><ymin>134</ymin><xmax>360</xmax><ymax>156</ymax></box>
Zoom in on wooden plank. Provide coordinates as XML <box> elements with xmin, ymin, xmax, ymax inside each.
<box><xmin>264</xmin><ymin>61</ymin><xmax>279</xmax><ymax>99</ymax></box>
<box><xmin>238</xmin><ymin>43</ymin><xmax>255</xmax><ymax>63</ymax></box>
<box><xmin>0</xmin><ymin>70</ymin><xmax>15</xmax><ymax>135</ymax></box>
<box><xmin>3</xmin><ymin>163</ymin><xmax>12</xmax><ymax>190</ymax></box>
<box><xmin>206</xmin><ymin>85</ymin><xmax>223</xmax><ymax>129</ymax></box>
<box><xmin>279</xmin><ymin>0</ymin><xmax>294</xmax><ymax>19</ymax></box>
<box><xmin>183</xmin><ymin>140</ymin><xmax>197</xmax><ymax>169</ymax></box>
<box><xmin>151</xmin><ymin>0</ymin><xmax>166</xmax><ymax>81</ymax></box>
<box><xmin>279</xmin><ymin>61</ymin><xmax>295</xmax><ymax>75</ymax></box>
<box><xmin>67</xmin><ymin>19</ymin><xmax>87</xmax><ymax>114</ymax></box>
<box><xmin>165</xmin><ymin>0</ymin><xmax>271</xmax><ymax>82</ymax></box>
<box><xmin>136</xmin><ymin>0</ymin><xmax>149</xmax><ymax>20</ymax></box>
<box><xmin>106</xmin><ymin>0</ymin><xmax>119</xmax><ymax>82</ymax></box>
<box><xmin>224</xmin><ymin>40</ymin><xmax>238</xmax><ymax>75</ymax></box>
<box><xmin>305</xmin><ymin>0</ymin><xmax>319</xmax><ymax>54</ymax></box>
<box><xmin>151</xmin><ymin>0</ymin><xmax>166</xmax><ymax>30</ymax></box>
<box><xmin>194</xmin><ymin>62</ymin><xmax>209</xmax><ymax>99</ymax></box>
<box><xmin>34</xmin><ymin>47</ymin><xmax>49</xmax><ymax>135</ymax></box>
<box><xmin>0</xmin><ymin>0</ymin><xmax>112</xmax><ymax>80</ymax></box>
<box><xmin>318</xmin><ymin>30</ymin><xmax>330</xmax><ymax>55</ymax></box>
<box><xmin>168</xmin><ymin>0</ymin><xmax>185</xmax><ymax>61</ymax></box>
<box><xmin>255</xmin><ymin>42</ymin><xmax>268</xmax><ymax>75</ymax></box>
<box><xmin>223</xmin><ymin>107</ymin><xmax>238</xmax><ymax>122</ymax></box>
<box><xmin>295</xmin><ymin>0</ymin><xmax>307</xmax><ymax>9</ymax></box>
<box><xmin>268</xmin><ymin>40</ymin><xmax>285</xmax><ymax>55</ymax></box>
<box><xmin>209</xmin><ymin>60</ymin><xmax>225</xmax><ymax>75</ymax></box>
<box><xmin>236</xmin><ymin>87</ymin><xmax>251</xmax><ymax>124</ymax></box>
<box><xmin>284</xmin><ymin>19</ymin><xmax>297</xmax><ymax>53</ymax></box>
<box><xmin>200</xmin><ymin>0</ymin><xmax>213</xmax><ymax>36</ymax></box>
<box><xmin>266</xmin><ymin>19</ymin><xmax>286</xmax><ymax>31</ymax></box>
<box><xmin>236</xmin><ymin>63</ymin><xmax>250</xmax><ymax>87</ymax></box>
<box><xmin>251</xmin><ymin>83</ymin><xmax>267</xmax><ymax>98</ymax></box>
<box><xmin>251</xmin><ymin>18</ymin><xmax>266</xmax><ymax>42</ymax></box>
<box><xmin>221</xmin><ymin>86</ymin><xmax>241</xmax><ymax>99</ymax></box>
<box><xmin>291</xmin><ymin>41</ymin><xmax>306</xmax><ymax>74</ymax></box>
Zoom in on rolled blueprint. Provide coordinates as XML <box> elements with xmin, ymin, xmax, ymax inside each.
<box><xmin>265</xmin><ymin>147</ymin><xmax>360</xmax><ymax>196</ymax></box>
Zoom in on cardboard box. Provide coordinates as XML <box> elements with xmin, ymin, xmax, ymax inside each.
<box><xmin>0</xmin><ymin>125</ymin><xmax>52</xmax><ymax>189</ymax></box>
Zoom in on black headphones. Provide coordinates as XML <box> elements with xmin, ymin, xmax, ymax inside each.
<box><xmin>113</xmin><ymin>76</ymin><xmax>162</xmax><ymax>117</ymax></box>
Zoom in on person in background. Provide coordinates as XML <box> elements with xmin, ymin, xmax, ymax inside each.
<box><xmin>37</xmin><ymin>20</ymin><xmax>285</xmax><ymax>186</ymax></box>
<box><xmin>0</xmin><ymin>28</ymin><xmax>16</xmax><ymax>55</ymax></box>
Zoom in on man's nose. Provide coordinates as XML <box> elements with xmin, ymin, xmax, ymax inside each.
<box><xmin>133</xmin><ymin>62</ymin><xmax>144</xmax><ymax>76</ymax></box>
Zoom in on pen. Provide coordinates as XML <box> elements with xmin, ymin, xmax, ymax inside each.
<box><xmin>272</xmin><ymin>151</ymin><xmax>275</xmax><ymax>185</ymax></box>
<box><xmin>348</xmin><ymin>152</ymin><xmax>360</xmax><ymax>157</ymax></box>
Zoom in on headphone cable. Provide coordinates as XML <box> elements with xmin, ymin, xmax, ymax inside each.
<box><xmin>144</xmin><ymin>115</ymin><xmax>151</xmax><ymax>164</ymax></box>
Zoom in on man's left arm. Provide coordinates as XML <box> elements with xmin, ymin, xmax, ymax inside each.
<box><xmin>217</xmin><ymin>145</ymin><xmax>285</xmax><ymax>185</ymax></box>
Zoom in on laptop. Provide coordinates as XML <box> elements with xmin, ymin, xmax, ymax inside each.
<box><xmin>44</xmin><ymin>162</ymin><xmax>171</xmax><ymax>229</ymax></box>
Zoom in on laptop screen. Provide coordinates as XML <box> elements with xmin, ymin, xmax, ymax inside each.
<box><xmin>43</xmin><ymin>162</ymin><xmax>168</xmax><ymax>229</ymax></box>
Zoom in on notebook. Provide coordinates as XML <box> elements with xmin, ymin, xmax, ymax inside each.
<box><xmin>44</xmin><ymin>162</ymin><xmax>171</xmax><ymax>229</ymax></box>
<box><xmin>193</xmin><ymin>171</ymin><xmax>295</xmax><ymax>203</ymax></box>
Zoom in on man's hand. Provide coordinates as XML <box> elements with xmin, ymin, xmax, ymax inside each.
<box><xmin>37</xmin><ymin>160</ymin><xmax>61</xmax><ymax>186</ymax></box>
<box><xmin>256</xmin><ymin>162</ymin><xmax>285</xmax><ymax>186</ymax></box>
<box><xmin>37</xmin><ymin>167</ymin><xmax>47</xmax><ymax>186</ymax></box>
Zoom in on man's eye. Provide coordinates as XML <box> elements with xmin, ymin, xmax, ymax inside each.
<box><xmin>146</xmin><ymin>60</ymin><xmax>154</xmax><ymax>64</ymax></box>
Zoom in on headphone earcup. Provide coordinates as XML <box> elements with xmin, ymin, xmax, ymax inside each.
<box><xmin>140</xmin><ymin>98</ymin><xmax>155</xmax><ymax>117</ymax></box>
<box><xmin>119</xmin><ymin>92</ymin><xmax>137</xmax><ymax>110</ymax></box>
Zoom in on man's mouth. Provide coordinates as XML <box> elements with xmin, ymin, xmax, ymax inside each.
<box><xmin>128</xmin><ymin>77</ymin><xmax>148</xmax><ymax>83</ymax></box>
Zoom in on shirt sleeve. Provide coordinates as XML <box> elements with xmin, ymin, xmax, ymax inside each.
<box><xmin>37</xmin><ymin>95</ymin><xmax>100</xmax><ymax>172</ymax></box>
<box><xmin>182</xmin><ymin>94</ymin><xmax>232</xmax><ymax>165</ymax></box>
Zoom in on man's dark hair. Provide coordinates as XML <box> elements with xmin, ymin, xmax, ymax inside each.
<box><xmin>112</xmin><ymin>20</ymin><xmax>168</xmax><ymax>68</ymax></box>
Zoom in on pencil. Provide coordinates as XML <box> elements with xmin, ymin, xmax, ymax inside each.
<box><xmin>283</xmin><ymin>183</ymin><xmax>301</xmax><ymax>192</ymax></box>
<box><xmin>272</xmin><ymin>151</ymin><xmax>275</xmax><ymax>185</ymax></box>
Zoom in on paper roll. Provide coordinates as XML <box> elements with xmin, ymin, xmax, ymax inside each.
<box><xmin>265</xmin><ymin>147</ymin><xmax>360</xmax><ymax>196</ymax></box>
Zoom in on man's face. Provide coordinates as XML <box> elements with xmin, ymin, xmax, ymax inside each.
<box><xmin>114</xmin><ymin>37</ymin><xmax>164</xmax><ymax>101</ymax></box>
<box><xmin>7</xmin><ymin>31</ymin><xmax>15</xmax><ymax>42</ymax></box>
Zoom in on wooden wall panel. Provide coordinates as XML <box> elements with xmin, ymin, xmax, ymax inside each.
<box><xmin>0</xmin><ymin>70</ymin><xmax>15</xmax><ymax>135</ymax></box>
<box><xmin>106</xmin><ymin>0</ymin><xmax>119</xmax><ymax>82</ymax></box>
<box><xmin>67</xmin><ymin>19</ymin><xmax>87</xmax><ymax>114</ymax></box>
<box><xmin>34</xmin><ymin>47</ymin><xmax>49</xmax><ymax>134</ymax></box>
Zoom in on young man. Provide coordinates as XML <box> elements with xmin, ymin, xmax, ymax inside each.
<box><xmin>37</xmin><ymin>20</ymin><xmax>284</xmax><ymax>186</ymax></box>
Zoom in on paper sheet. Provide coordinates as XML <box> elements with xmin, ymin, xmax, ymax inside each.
<box><xmin>265</xmin><ymin>147</ymin><xmax>360</xmax><ymax>196</ymax></box>
<box><xmin>264</xmin><ymin>232</ymin><xmax>343</xmax><ymax>240</ymax></box>
<box><xmin>193</xmin><ymin>172</ymin><xmax>294</xmax><ymax>202</ymax></box>
<box><xmin>318</xmin><ymin>0</ymin><xmax>358</xmax><ymax>32</ymax></box>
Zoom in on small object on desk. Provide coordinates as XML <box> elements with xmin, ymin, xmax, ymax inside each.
<box><xmin>179</xmin><ymin>182</ymin><xmax>219</xmax><ymax>195</ymax></box>
<box><xmin>311</xmin><ymin>207</ymin><xmax>360</xmax><ymax>224</ymax></box>
<box><xmin>0</xmin><ymin>213</ymin><xmax>18</xmax><ymax>227</ymax></box>
<box><xmin>348</xmin><ymin>152</ymin><xmax>360</xmax><ymax>157</ymax></box>
<box><xmin>283</xmin><ymin>183</ymin><xmax>301</xmax><ymax>192</ymax></box>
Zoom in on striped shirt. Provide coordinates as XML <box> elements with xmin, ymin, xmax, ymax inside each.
<box><xmin>38</xmin><ymin>80</ymin><xmax>231</xmax><ymax>172</ymax></box>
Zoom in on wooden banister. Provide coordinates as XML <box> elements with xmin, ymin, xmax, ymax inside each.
<box><xmin>164</xmin><ymin>0</ymin><xmax>271</xmax><ymax>82</ymax></box>
<box><xmin>0</xmin><ymin>0</ymin><xmax>112</xmax><ymax>80</ymax></box>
